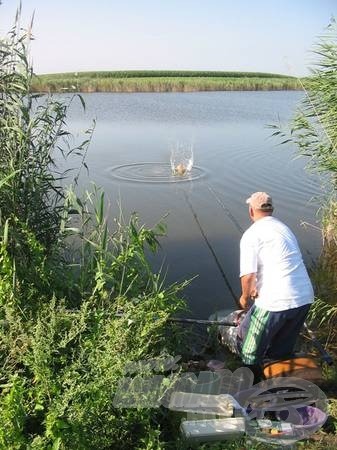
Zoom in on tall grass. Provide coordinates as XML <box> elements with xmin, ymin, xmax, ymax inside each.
<box><xmin>31</xmin><ymin>71</ymin><xmax>300</xmax><ymax>93</ymax></box>
<box><xmin>271</xmin><ymin>19</ymin><xmax>337</xmax><ymax>336</ymax></box>
<box><xmin>38</xmin><ymin>70</ymin><xmax>295</xmax><ymax>78</ymax></box>
<box><xmin>0</xmin><ymin>9</ymin><xmax>188</xmax><ymax>449</ymax></box>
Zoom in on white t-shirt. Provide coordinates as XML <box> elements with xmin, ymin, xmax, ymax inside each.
<box><xmin>240</xmin><ymin>216</ymin><xmax>314</xmax><ymax>311</ymax></box>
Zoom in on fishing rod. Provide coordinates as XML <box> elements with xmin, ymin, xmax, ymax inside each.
<box><xmin>168</xmin><ymin>317</ymin><xmax>237</xmax><ymax>326</ymax></box>
<box><xmin>183</xmin><ymin>190</ymin><xmax>239</xmax><ymax>307</ymax></box>
<box><xmin>169</xmin><ymin>317</ymin><xmax>334</xmax><ymax>366</ymax></box>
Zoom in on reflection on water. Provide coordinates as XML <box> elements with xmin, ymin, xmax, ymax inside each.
<box><xmin>63</xmin><ymin>91</ymin><xmax>323</xmax><ymax>318</ymax></box>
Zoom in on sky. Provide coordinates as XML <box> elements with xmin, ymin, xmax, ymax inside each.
<box><xmin>0</xmin><ymin>0</ymin><xmax>336</xmax><ymax>76</ymax></box>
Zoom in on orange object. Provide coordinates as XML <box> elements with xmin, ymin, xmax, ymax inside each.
<box><xmin>262</xmin><ymin>357</ymin><xmax>322</xmax><ymax>382</ymax></box>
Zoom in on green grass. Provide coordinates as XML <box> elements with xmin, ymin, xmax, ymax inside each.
<box><xmin>31</xmin><ymin>70</ymin><xmax>300</xmax><ymax>93</ymax></box>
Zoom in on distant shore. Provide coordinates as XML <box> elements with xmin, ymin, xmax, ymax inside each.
<box><xmin>31</xmin><ymin>70</ymin><xmax>301</xmax><ymax>93</ymax></box>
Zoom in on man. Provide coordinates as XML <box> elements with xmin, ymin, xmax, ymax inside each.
<box><xmin>237</xmin><ymin>192</ymin><xmax>314</xmax><ymax>378</ymax></box>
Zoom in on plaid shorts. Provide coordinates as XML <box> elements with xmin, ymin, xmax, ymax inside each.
<box><xmin>237</xmin><ymin>303</ymin><xmax>311</xmax><ymax>365</ymax></box>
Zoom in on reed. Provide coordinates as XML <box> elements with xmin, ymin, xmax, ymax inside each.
<box><xmin>271</xmin><ymin>19</ymin><xmax>337</xmax><ymax>344</ymax></box>
<box><xmin>38</xmin><ymin>70</ymin><xmax>294</xmax><ymax>78</ymax></box>
<box><xmin>31</xmin><ymin>71</ymin><xmax>300</xmax><ymax>93</ymax></box>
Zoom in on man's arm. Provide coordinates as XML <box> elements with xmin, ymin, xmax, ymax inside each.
<box><xmin>239</xmin><ymin>273</ymin><xmax>257</xmax><ymax>310</ymax></box>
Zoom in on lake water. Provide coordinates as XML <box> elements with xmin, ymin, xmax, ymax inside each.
<box><xmin>63</xmin><ymin>91</ymin><xmax>323</xmax><ymax>318</ymax></box>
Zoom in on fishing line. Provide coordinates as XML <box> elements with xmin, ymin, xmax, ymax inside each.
<box><xmin>206</xmin><ymin>184</ymin><xmax>244</xmax><ymax>234</ymax></box>
<box><xmin>183</xmin><ymin>190</ymin><xmax>239</xmax><ymax>306</ymax></box>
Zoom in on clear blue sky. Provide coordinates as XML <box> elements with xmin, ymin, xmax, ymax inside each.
<box><xmin>0</xmin><ymin>0</ymin><xmax>335</xmax><ymax>75</ymax></box>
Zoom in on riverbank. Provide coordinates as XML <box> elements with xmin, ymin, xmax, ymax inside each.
<box><xmin>31</xmin><ymin>70</ymin><xmax>301</xmax><ymax>92</ymax></box>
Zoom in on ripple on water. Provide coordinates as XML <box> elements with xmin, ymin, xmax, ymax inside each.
<box><xmin>108</xmin><ymin>162</ymin><xmax>206</xmax><ymax>183</ymax></box>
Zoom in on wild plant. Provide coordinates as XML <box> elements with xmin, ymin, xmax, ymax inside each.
<box><xmin>0</xmin><ymin>8</ymin><xmax>188</xmax><ymax>449</ymax></box>
<box><xmin>0</xmin><ymin>6</ymin><xmax>93</xmax><ymax>308</ymax></box>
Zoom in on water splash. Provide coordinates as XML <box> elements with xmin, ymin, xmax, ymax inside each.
<box><xmin>109</xmin><ymin>162</ymin><xmax>205</xmax><ymax>184</ymax></box>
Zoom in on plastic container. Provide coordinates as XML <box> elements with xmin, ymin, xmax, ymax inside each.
<box><xmin>180</xmin><ymin>417</ymin><xmax>246</xmax><ymax>442</ymax></box>
<box><xmin>248</xmin><ymin>406</ymin><xmax>327</xmax><ymax>445</ymax></box>
<box><xmin>169</xmin><ymin>392</ymin><xmax>235</xmax><ymax>416</ymax></box>
<box><xmin>277</xmin><ymin>406</ymin><xmax>327</xmax><ymax>438</ymax></box>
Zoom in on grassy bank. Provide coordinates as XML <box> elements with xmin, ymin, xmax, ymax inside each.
<box><xmin>32</xmin><ymin>70</ymin><xmax>300</xmax><ymax>93</ymax></box>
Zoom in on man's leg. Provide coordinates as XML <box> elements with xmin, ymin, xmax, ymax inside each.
<box><xmin>237</xmin><ymin>303</ymin><xmax>311</xmax><ymax>381</ymax></box>
<box><xmin>266</xmin><ymin>303</ymin><xmax>311</xmax><ymax>360</ymax></box>
<box><xmin>237</xmin><ymin>305</ymin><xmax>272</xmax><ymax>365</ymax></box>
<box><xmin>237</xmin><ymin>305</ymin><xmax>276</xmax><ymax>382</ymax></box>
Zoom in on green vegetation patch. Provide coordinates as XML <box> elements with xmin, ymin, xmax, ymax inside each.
<box><xmin>0</xmin><ymin>14</ymin><xmax>188</xmax><ymax>450</ymax></box>
<box><xmin>32</xmin><ymin>71</ymin><xmax>300</xmax><ymax>93</ymax></box>
<box><xmin>38</xmin><ymin>70</ymin><xmax>295</xmax><ymax>79</ymax></box>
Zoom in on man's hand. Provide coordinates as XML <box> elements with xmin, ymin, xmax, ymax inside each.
<box><xmin>250</xmin><ymin>288</ymin><xmax>258</xmax><ymax>299</ymax></box>
<box><xmin>239</xmin><ymin>295</ymin><xmax>251</xmax><ymax>311</ymax></box>
<box><xmin>239</xmin><ymin>273</ymin><xmax>257</xmax><ymax>310</ymax></box>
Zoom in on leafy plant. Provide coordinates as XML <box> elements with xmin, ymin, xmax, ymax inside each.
<box><xmin>0</xmin><ymin>7</ymin><xmax>188</xmax><ymax>449</ymax></box>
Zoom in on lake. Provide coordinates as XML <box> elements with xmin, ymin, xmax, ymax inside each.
<box><xmin>63</xmin><ymin>91</ymin><xmax>323</xmax><ymax>318</ymax></box>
